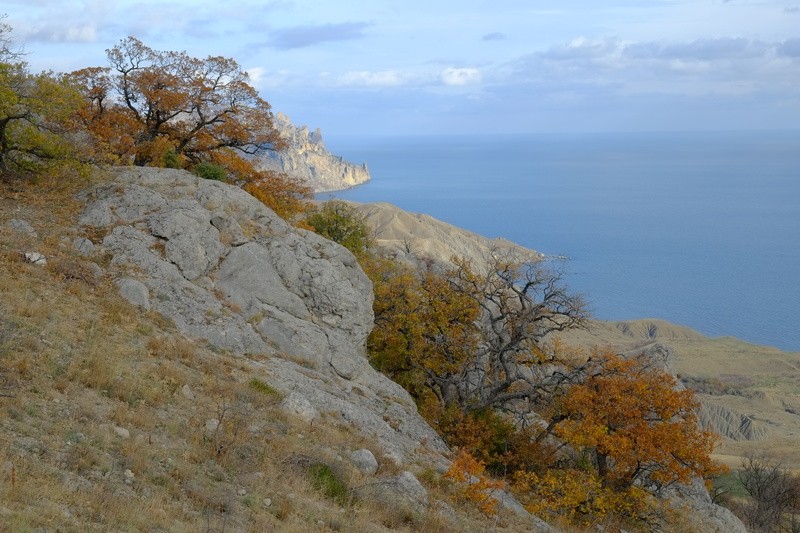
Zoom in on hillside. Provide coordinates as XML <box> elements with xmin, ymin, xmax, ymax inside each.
<box><xmin>0</xmin><ymin>169</ymin><xmax>749</xmax><ymax>532</ymax></box>
<box><xmin>357</xmin><ymin>200</ymin><xmax>800</xmax><ymax>471</ymax></box>
<box><xmin>0</xmin><ymin>169</ymin><xmax>546</xmax><ymax>532</ymax></box>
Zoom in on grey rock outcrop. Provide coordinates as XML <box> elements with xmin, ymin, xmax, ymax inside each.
<box><xmin>257</xmin><ymin>112</ymin><xmax>370</xmax><ymax>193</ymax></box>
<box><xmin>10</xmin><ymin>219</ymin><xmax>37</xmax><ymax>237</ymax></box>
<box><xmin>664</xmin><ymin>479</ymin><xmax>748</xmax><ymax>533</ymax></box>
<box><xmin>78</xmin><ymin>167</ymin><xmax>446</xmax><ymax>466</ymax></box>
<box><xmin>354</xmin><ymin>471</ymin><xmax>429</xmax><ymax>516</ymax></box>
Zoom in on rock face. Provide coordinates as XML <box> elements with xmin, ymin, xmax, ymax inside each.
<box><xmin>257</xmin><ymin>112</ymin><xmax>370</xmax><ymax>193</ymax></box>
<box><xmin>699</xmin><ymin>401</ymin><xmax>769</xmax><ymax>441</ymax></box>
<box><xmin>78</xmin><ymin>167</ymin><xmax>446</xmax><ymax>465</ymax></box>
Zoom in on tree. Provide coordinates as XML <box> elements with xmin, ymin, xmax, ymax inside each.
<box><xmin>0</xmin><ymin>54</ymin><xmax>84</xmax><ymax>175</ymax></box>
<box><xmin>366</xmin><ymin>250</ymin><xmax>588</xmax><ymax>417</ymax></box>
<box><xmin>71</xmin><ymin>37</ymin><xmax>285</xmax><ymax>167</ymax></box>
<box><xmin>305</xmin><ymin>200</ymin><xmax>373</xmax><ymax>257</ymax></box>
<box><xmin>445</xmin><ymin>253</ymin><xmax>588</xmax><ymax>415</ymax></box>
<box><xmin>737</xmin><ymin>453</ymin><xmax>800</xmax><ymax>532</ymax></box>
<box><xmin>553</xmin><ymin>351</ymin><xmax>722</xmax><ymax>493</ymax></box>
<box><xmin>0</xmin><ymin>14</ymin><xmax>23</xmax><ymax>64</ymax></box>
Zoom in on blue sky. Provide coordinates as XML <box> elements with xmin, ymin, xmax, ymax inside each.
<box><xmin>4</xmin><ymin>0</ymin><xmax>800</xmax><ymax>136</ymax></box>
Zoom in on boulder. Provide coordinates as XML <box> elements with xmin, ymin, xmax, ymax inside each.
<box><xmin>354</xmin><ymin>471</ymin><xmax>428</xmax><ymax>516</ymax></box>
<box><xmin>78</xmin><ymin>167</ymin><xmax>449</xmax><ymax>466</ymax></box>
<box><xmin>349</xmin><ymin>449</ymin><xmax>379</xmax><ymax>476</ymax></box>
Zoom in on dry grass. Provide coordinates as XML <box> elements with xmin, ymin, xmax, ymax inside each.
<box><xmin>0</xmin><ymin>171</ymin><xmax>540</xmax><ymax>532</ymax></box>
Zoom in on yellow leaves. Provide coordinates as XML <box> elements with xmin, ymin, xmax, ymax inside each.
<box><xmin>553</xmin><ymin>349</ymin><xmax>722</xmax><ymax>490</ymax></box>
<box><xmin>241</xmin><ymin>170</ymin><xmax>313</xmax><ymax>222</ymax></box>
<box><xmin>444</xmin><ymin>450</ymin><xmax>504</xmax><ymax>517</ymax></box>
<box><xmin>514</xmin><ymin>469</ymin><xmax>652</xmax><ymax>524</ymax></box>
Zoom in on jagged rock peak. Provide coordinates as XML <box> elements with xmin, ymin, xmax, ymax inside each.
<box><xmin>259</xmin><ymin>112</ymin><xmax>371</xmax><ymax>193</ymax></box>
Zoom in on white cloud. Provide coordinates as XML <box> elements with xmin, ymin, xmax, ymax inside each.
<box><xmin>22</xmin><ymin>22</ymin><xmax>98</xmax><ymax>43</ymax></box>
<box><xmin>247</xmin><ymin>67</ymin><xmax>266</xmax><ymax>85</ymax></box>
<box><xmin>338</xmin><ymin>70</ymin><xmax>412</xmax><ymax>87</ymax></box>
<box><xmin>441</xmin><ymin>67</ymin><xmax>482</xmax><ymax>86</ymax></box>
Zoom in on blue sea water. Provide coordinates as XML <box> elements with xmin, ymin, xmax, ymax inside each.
<box><xmin>324</xmin><ymin>131</ymin><xmax>800</xmax><ymax>352</ymax></box>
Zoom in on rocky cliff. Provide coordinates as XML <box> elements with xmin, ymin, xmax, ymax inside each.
<box><xmin>78</xmin><ymin>167</ymin><xmax>443</xmax><ymax>466</ymax></box>
<box><xmin>258</xmin><ymin>113</ymin><xmax>370</xmax><ymax>193</ymax></box>
<box><xmin>70</xmin><ymin>167</ymin><xmax>547</xmax><ymax>530</ymax></box>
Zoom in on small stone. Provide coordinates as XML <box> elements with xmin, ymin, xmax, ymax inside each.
<box><xmin>114</xmin><ymin>426</ymin><xmax>130</xmax><ymax>439</ymax></box>
<box><xmin>263</xmin><ymin>498</ymin><xmax>272</xmax><ymax>507</ymax></box>
<box><xmin>73</xmin><ymin>237</ymin><xmax>95</xmax><ymax>256</ymax></box>
<box><xmin>237</xmin><ymin>488</ymin><xmax>247</xmax><ymax>496</ymax></box>
<box><xmin>10</xmin><ymin>219</ymin><xmax>37</xmax><ymax>237</ymax></box>
<box><xmin>23</xmin><ymin>252</ymin><xmax>47</xmax><ymax>265</ymax></box>
<box><xmin>181</xmin><ymin>384</ymin><xmax>195</xmax><ymax>400</ymax></box>
<box><xmin>205</xmin><ymin>418</ymin><xmax>220</xmax><ymax>432</ymax></box>
<box><xmin>349</xmin><ymin>449</ymin><xmax>379</xmax><ymax>476</ymax></box>
<box><xmin>123</xmin><ymin>469</ymin><xmax>135</xmax><ymax>485</ymax></box>
<box><xmin>116</xmin><ymin>278</ymin><xmax>150</xmax><ymax>310</ymax></box>
<box><xmin>280</xmin><ymin>392</ymin><xmax>319</xmax><ymax>424</ymax></box>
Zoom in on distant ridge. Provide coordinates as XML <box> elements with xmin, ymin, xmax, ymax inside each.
<box><xmin>258</xmin><ymin>112</ymin><xmax>371</xmax><ymax>193</ymax></box>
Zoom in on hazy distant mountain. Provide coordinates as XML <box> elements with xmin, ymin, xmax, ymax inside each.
<box><xmin>258</xmin><ymin>112</ymin><xmax>370</xmax><ymax>193</ymax></box>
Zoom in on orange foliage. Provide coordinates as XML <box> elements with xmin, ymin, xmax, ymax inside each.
<box><xmin>241</xmin><ymin>170</ymin><xmax>312</xmax><ymax>223</ymax></box>
<box><xmin>444</xmin><ymin>450</ymin><xmax>505</xmax><ymax>517</ymax></box>
<box><xmin>70</xmin><ymin>37</ymin><xmax>285</xmax><ymax>167</ymax></box>
<box><xmin>554</xmin><ymin>350</ymin><xmax>724</xmax><ymax>491</ymax></box>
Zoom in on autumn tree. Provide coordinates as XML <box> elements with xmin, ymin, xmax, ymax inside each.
<box><xmin>553</xmin><ymin>350</ymin><xmax>722</xmax><ymax>493</ymax></box>
<box><xmin>68</xmin><ymin>37</ymin><xmax>315</xmax><ymax>221</ymax></box>
<box><xmin>72</xmin><ymin>37</ymin><xmax>285</xmax><ymax>167</ymax></box>
<box><xmin>0</xmin><ymin>21</ymin><xmax>85</xmax><ymax>176</ymax></box>
<box><xmin>366</xmin><ymin>250</ymin><xmax>588</xmax><ymax>418</ymax></box>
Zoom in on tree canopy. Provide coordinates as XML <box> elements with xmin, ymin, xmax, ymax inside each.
<box><xmin>70</xmin><ymin>36</ymin><xmax>285</xmax><ymax>167</ymax></box>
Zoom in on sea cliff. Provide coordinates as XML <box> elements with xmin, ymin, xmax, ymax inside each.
<box><xmin>257</xmin><ymin>112</ymin><xmax>371</xmax><ymax>193</ymax></box>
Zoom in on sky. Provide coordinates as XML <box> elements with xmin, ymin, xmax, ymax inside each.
<box><xmin>3</xmin><ymin>0</ymin><xmax>800</xmax><ymax>136</ymax></box>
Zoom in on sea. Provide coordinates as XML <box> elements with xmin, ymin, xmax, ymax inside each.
<box><xmin>323</xmin><ymin>131</ymin><xmax>800</xmax><ymax>352</ymax></box>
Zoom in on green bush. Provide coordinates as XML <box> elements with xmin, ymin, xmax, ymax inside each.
<box><xmin>192</xmin><ymin>162</ymin><xmax>228</xmax><ymax>182</ymax></box>
<box><xmin>305</xmin><ymin>200</ymin><xmax>372</xmax><ymax>256</ymax></box>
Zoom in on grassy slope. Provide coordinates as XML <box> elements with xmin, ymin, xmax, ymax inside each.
<box><xmin>0</xmin><ymin>173</ymin><xmax>528</xmax><ymax>532</ymax></box>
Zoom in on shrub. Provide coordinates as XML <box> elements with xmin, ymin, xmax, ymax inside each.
<box><xmin>191</xmin><ymin>162</ymin><xmax>228</xmax><ymax>182</ymax></box>
<box><xmin>305</xmin><ymin>200</ymin><xmax>372</xmax><ymax>256</ymax></box>
<box><xmin>308</xmin><ymin>463</ymin><xmax>348</xmax><ymax>505</ymax></box>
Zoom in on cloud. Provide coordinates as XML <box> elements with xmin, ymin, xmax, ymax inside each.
<box><xmin>23</xmin><ymin>22</ymin><xmax>98</xmax><ymax>43</ymax></box>
<box><xmin>267</xmin><ymin>21</ymin><xmax>370</xmax><ymax>50</ymax></box>
<box><xmin>338</xmin><ymin>70</ymin><xmax>412</xmax><ymax>87</ymax></box>
<box><xmin>624</xmin><ymin>38</ymin><xmax>767</xmax><ymax>61</ymax></box>
<box><xmin>441</xmin><ymin>67</ymin><xmax>482</xmax><ymax>86</ymax></box>
<box><xmin>482</xmin><ymin>32</ymin><xmax>506</xmax><ymax>41</ymax></box>
<box><xmin>778</xmin><ymin>38</ymin><xmax>800</xmax><ymax>57</ymax></box>
<box><xmin>513</xmin><ymin>36</ymin><xmax>800</xmax><ymax>100</ymax></box>
<box><xmin>786</xmin><ymin>6</ymin><xmax>800</xmax><ymax>13</ymax></box>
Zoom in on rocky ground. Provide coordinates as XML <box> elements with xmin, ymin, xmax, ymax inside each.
<box><xmin>0</xmin><ymin>167</ymin><xmax>755</xmax><ymax>531</ymax></box>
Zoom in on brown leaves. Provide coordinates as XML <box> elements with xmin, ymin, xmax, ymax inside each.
<box><xmin>554</xmin><ymin>350</ymin><xmax>723</xmax><ymax>491</ymax></box>
<box><xmin>72</xmin><ymin>37</ymin><xmax>285</xmax><ymax>167</ymax></box>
